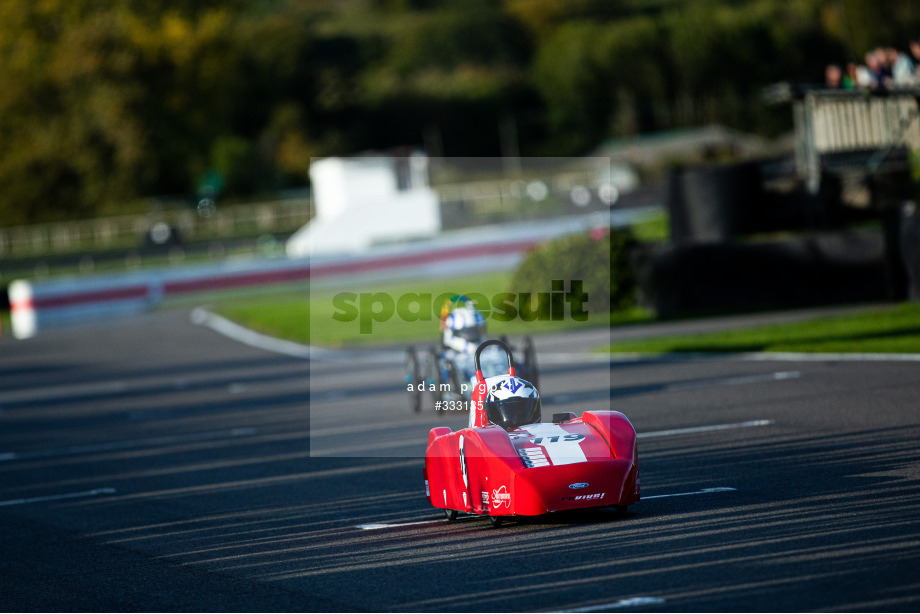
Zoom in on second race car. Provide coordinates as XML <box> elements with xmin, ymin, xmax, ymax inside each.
<box><xmin>405</xmin><ymin>296</ymin><xmax>538</xmax><ymax>413</ymax></box>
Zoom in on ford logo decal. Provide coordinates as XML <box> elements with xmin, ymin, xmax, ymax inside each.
<box><xmin>568</xmin><ymin>482</ymin><xmax>589</xmax><ymax>489</ymax></box>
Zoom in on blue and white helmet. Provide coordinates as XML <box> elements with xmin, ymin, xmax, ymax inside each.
<box><xmin>445</xmin><ymin>305</ymin><xmax>486</xmax><ymax>342</ymax></box>
<box><xmin>484</xmin><ymin>374</ymin><xmax>541</xmax><ymax>430</ymax></box>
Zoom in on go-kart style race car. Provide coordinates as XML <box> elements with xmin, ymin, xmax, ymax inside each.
<box><xmin>423</xmin><ymin>339</ymin><xmax>640</xmax><ymax>527</ymax></box>
<box><xmin>404</xmin><ymin>295</ymin><xmax>538</xmax><ymax>413</ymax></box>
<box><xmin>405</xmin><ymin>336</ymin><xmax>539</xmax><ymax>413</ymax></box>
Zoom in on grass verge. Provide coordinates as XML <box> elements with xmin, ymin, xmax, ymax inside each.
<box><xmin>213</xmin><ymin>271</ymin><xmax>651</xmax><ymax>348</ymax></box>
<box><xmin>606</xmin><ymin>303</ymin><xmax>920</xmax><ymax>354</ymax></box>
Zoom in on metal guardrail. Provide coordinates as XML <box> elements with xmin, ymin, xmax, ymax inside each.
<box><xmin>0</xmin><ymin>198</ymin><xmax>313</xmax><ymax>258</ymax></box>
<box><xmin>1</xmin><ymin>165</ymin><xmax>634</xmax><ymax>265</ymax></box>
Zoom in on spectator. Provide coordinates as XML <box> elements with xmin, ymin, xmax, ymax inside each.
<box><xmin>857</xmin><ymin>54</ymin><xmax>877</xmax><ymax>89</ymax></box>
<box><xmin>825</xmin><ymin>63</ymin><xmax>843</xmax><ymax>88</ymax></box>
<box><xmin>822</xmin><ymin>41</ymin><xmax>920</xmax><ymax>90</ymax></box>
<box><xmin>843</xmin><ymin>62</ymin><xmax>859</xmax><ymax>90</ymax></box>
<box><xmin>872</xmin><ymin>47</ymin><xmax>893</xmax><ymax>89</ymax></box>
<box><xmin>862</xmin><ymin>49</ymin><xmax>890</xmax><ymax>90</ymax></box>
<box><xmin>910</xmin><ymin>40</ymin><xmax>920</xmax><ymax>78</ymax></box>
<box><xmin>888</xmin><ymin>46</ymin><xmax>916</xmax><ymax>86</ymax></box>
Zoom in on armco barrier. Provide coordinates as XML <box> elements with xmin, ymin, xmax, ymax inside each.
<box><xmin>7</xmin><ymin>259</ymin><xmax>310</xmax><ymax>340</ymax></box>
<box><xmin>6</xmin><ymin>239</ymin><xmax>539</xmax><ymax>339</ymax></box>
<box><xmin>7</xmin><ymin>209</ymin><xmax>652</xmax><ymax>339</ymax></box>
<box><xmin>9</xmin><ymin>276</ymin><xmax>156</xmax><ymax>340</ymax></box>
<box><xmin>6</xmin><ymin>243</ymin><xmax>525</xmax><ymax>339</ymax></box>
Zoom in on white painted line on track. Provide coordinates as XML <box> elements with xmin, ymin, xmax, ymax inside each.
<box><xmin>358</xmin><ymin>515</ymin><xmax>479</xmax><ymax>530</ymax></box>
<box><xmin>191</xmin><ymin>307</ymin><xmax>402</xmax><ymax>363</ymax></box>
<box><xmin>193</xmin><ymin>307</ymin><xmax>920</xmax><ymax>365</ymax></box>
<box><xmin>0</xmin><ymin>488</ymin><xmax>116</xmax><ymax>507</ymax></box>
<box><xmin>356</xmin><ymin>488</ymin><xmax>735</xmax><ymax>530</ymax></box>
<box><xmin>557</xmin><ymin>596</ymin><xmax>667</xmax><ymax>612</ymax></box>
<box><xmin>639</xmin><ymin>419</ymin><xmax>773</xmax><ymax>439</ymax></box>
<box><xmin>740</xmin><ymin>351</ymin><xmax>920</xmax><ymax>362</ymax></box>
<box><xmin>642</xmin><ymin>486</ymin><xmax>736</xmax><ymax>500</ymax></box>
<box><xmin>191</xmin><ymin>307</ymin><xmax>311</xmax><ymax>359</ymax></box>
<box><xmin>667</xmin><ymin>370</ymin><xmax>800</xmax><ymax>391</ymax></box>
<box><xmin>0</xmin><ymin>428</ymin><xmax>257</xmax><ymax>462</ymax></box>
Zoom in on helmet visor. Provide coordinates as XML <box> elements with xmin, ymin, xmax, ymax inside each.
<box><xmin>485</xmin><ymin>397</ymin><xmax>541</xmax><ymax>430</ymax></box>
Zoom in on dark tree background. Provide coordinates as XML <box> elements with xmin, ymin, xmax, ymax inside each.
<box><xmin>0</xmin><ymin>0</ymin><xmax>917</xmax><ymax>224</ymax></box>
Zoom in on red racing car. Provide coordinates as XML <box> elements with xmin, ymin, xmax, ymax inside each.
<box><xmin>423</xmin><ymin>339</ymin><xmax>640</xmax><ymax>527</ymax></box>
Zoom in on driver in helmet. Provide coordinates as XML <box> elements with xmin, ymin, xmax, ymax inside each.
<box><xmin>441</xmin><ymin>301</ymin><xmax>486</xmax><ymax>355</ymax></box>
<box><xmin>483</xmin><ymin>374</ymin><xmax>541</xmax><ymax>430</ymax></box>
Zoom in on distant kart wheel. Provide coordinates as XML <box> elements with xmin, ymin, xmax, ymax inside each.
<box><xmin>405</xmin><ymin>347</ymin><xmax>422</xmax><ymax>413</ymax></box>
<box><xmin>429</xmin><ymin>347</ymin><xmax>444</xmax><ymax>412</ymax></box>
<box><xmin>447</xmin><ymin>363</ymin><xmax>464</xmax><ymax>399</ymax></box>
<box><xmin>439</xmin><ymin>362</ymin><xmax>462</xmax><ymax>419</ymax></box>
<box><xmin>523</xmin><ymin>336</ymin><xmax>539</xmax><ymax>389</ymax></box>
<box><xmin>444</xmin><ymin>509</ymin><xmax>458</xmax><ymax>522</ymax></box>
<box><xmin>489</xmin><ymin>516</ymin><xmax>504</xmax><ymax>528</ymax></box>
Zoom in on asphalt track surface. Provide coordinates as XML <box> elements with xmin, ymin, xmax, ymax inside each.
<box><xmin>2</xmin><ymin>310</ymin><xmax>920</xmax><ymax>612</ymax></box>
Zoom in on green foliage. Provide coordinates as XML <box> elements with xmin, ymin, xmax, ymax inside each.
<box><xmin>511</xmin><ymin>228</ymin><xmax>638</xmax><ymax>318</ymax></box>
<box><xmin>606</xmin><ymin>303</ymin><xmax>920</xmax><ymax>354</ymax></box>
<box><xmin>0</xmin><ymin>0</ymin><xmax>323</xmax><ymax>224</ymax></box>
<box><xmin>2</xmin><ymin>0</ymin><xmax>920</xmax><ymax>223</ymax></box>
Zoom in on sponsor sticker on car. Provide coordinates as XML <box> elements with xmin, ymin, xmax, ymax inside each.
<box><xmin>491</xmin><ymin>485</ymin><xmax>511</xmax><ymax>509</ymax></box>
<box><xmin>562</xmin><ymin>492</ymin><xmax>605</xmax><ymax>502</ymax></box>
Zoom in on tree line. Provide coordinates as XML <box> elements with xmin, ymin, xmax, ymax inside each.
<box><xmin>1</xmin><ymin>0</ymin><xmax>918</xmax><ymax>224</ymax></box>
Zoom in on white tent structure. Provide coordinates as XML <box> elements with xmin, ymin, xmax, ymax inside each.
<box><xmin>286</xmin><ymin>153</ymin><xmax>441</xmax><ymax>257</ymax></box>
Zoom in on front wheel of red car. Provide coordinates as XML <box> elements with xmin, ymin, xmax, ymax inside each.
<box><xmin>489</xmin><ymin>516</ymin><xmax>504</xmax><ymax>528</ymax></box>
<box><xmin>444</xmin><ymin>509</ymin><xmax>458</xmax><ymax>521</ymax></box>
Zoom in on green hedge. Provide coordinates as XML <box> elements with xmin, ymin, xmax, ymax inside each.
<box><xmin>511</xmin><ymin>228</ymin><xmax>637</xmax><ymax>318</ymax></box>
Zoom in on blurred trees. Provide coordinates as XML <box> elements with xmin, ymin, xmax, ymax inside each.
<box><xmin>0</xmin><ymin>0</ymin><xmax>918</xmax><ymax>223</ymax></box>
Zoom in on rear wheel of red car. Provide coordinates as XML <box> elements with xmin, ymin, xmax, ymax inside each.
<box><xmin>489</xmin><ymin>516</ymin><xmax>504</xmax><ymax>528</ymax></box>
<box><xmin>444</xmin><ymin>509</ymin><xmax>458</xmax><ymax>521</ymax></box>
<box><xmin>614</xmin><ymin>505</ymin><xmax>628</xmax><ymax>516</ymax></box>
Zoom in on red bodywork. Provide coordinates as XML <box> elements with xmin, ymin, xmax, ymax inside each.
<box><xmin>423</xmin><ymin>361</ymin><xmax>639</xmax><ymax>519</ymax></box>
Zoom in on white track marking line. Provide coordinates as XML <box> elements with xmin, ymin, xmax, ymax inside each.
<box><xmin>192</xmin><ymin>307</ymin><xmax>311</xmax><ymax>359</ymax></box>
<box><xmin>193</xmin><ymin>306</ymin><xmax>920</xmax><ymax>364</ymax></box>
<box><xmin>0</xmin><ymin>488</ymin><xmax>116</xmax><ymax>507</ymax></box>
<box><xmin>191</xmin><ymin>307</ymin><xmax>401</xmax><ymax>362</ymax></box>
<box><xmin>740</xmin><ymin>351</ymin><xmax>920</xmax><ymax>362</ymax></box>
<box><xmin>355</xmin><ymin>488</ymin><xmax>735</xmax><ymax>530</ymax></box>
<box><xmin>558</xmin><ymin>596</ymin><xmax>667</xmax><ymax>612</ymax></box>
<box><xmin>666</xmin><ymin>370</ymin><xmax>800</xmax><ymax>392</ymax></box>
<box><xmin>357</xmin><ymin>515</ymin><xmax>479</xmax><ymax>530</ymax></box>
<box><xmin>642</xmin><ymin>487</ymin><xmax>736</xmax><ymax>500</ymax></box>
<box><xmin>0</xmin><ymin>428</ymin><xmax>256</xmax><ymax>462</ymax></box>
<box><xmin>639</xmin><ymin>419</ymin><xmax>773</xmax><ymax>439</ymax></box>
